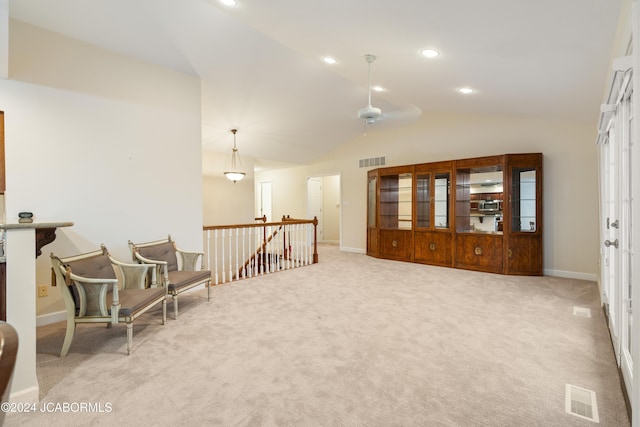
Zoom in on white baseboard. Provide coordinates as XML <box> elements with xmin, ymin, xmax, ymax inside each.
<box><xmin>36</xmin><ymin>310</ymin><xmax>66</xmax><ymax>327</ymax></box>
<box><xmin>544</xmin><ymin>269</ymin><xmax>597</xmax><ymax>282</ymax></box>
<box><xmin>9</xmin><ymin>385</ymin><xmax>39</xmax><ymax>403</ymax></box>
<box><xmin>340</xmin><ymin>246</ymin><xmax>366</xmax><ymax>254</ymax></box>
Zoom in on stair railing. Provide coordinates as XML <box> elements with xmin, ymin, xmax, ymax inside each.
<box><xmin>203</xmin><ymin>216</ymin><xmax>318</xmax><ymax>285</ymax></box>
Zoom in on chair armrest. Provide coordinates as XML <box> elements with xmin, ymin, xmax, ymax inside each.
<box><xmin>133</xmin><ymin>252</ymin><xmax>168</xmax><ymax>266</ymax></box>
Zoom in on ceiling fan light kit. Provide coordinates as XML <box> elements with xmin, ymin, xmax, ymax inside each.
<box><xmin>358</xmin><ymin>105</ymin><xmax>383</xmax><ymax>125</ymax></box>
<box><xmin>358</xmin><ymin>54</ymin><xmax>383</xmax><ymax>125</ymax></box>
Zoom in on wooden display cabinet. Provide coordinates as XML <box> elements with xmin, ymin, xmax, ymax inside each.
<box><xmin>366</xmin><ymin>153</ymin><xmax>543</xmax><ymax>276</ymax></box>
<box><xmin>504</xmin><ymin>153</ymin><xmax>543</xmax><ymax>275</ymax></box>
<box><xmin>454</xmin><ymin>155</ymin><xmax>506</xmax><ymax>273</ymax></box>
<box><xmin>413</xmin><ymin>161</ymin><xmax>454</xmax><ymax>267</ymax></box>
<box><xmin>367</xmin><ymin>166</ymin><xmax>414</xmax><ymax>261</ymax></box>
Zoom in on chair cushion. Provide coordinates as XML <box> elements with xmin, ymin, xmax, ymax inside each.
<box><xmin>138</xmin><ymin>242</ymin><xmax>178</xmax><ymax>272</ymax></box>
<box><xmin>166</xmin><ymin>270</ymin><xmax>211</xmax><ymax>294</ymax></box>
<box><xmin>108</xmin><ymin>287</ymin><xmax>166</xmax><ymax>318</ymax></box>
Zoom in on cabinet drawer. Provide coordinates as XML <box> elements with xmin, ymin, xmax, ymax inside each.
<box><xmin>414</xmin><ymin>231</ymin><xmax>453</xmax><ymax>266</ymax></box>
<box><xmin>379</xmin><ymin>230</ymin><xmax>413</xmax><ymax>261</ymax></box>
<box><xmin>455</xmin><ymin>234</ymin><xmax>503</xmax><ymax>273</ymax></box>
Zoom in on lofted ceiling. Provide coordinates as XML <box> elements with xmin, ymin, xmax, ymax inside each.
<box><xmin>8</xmin><ymin>0</ymin><xmax>623</xmax><ymax>165</ymax></box>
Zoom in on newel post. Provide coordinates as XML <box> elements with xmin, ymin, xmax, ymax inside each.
<box><xmin>312</xmin><ymin>216</ymin><xmax>318</xmax><ymax>264</ymax></box>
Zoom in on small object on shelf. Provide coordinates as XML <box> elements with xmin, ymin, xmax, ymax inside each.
<box><xmin>18</xmin><ymin>212</ymin><xmax>33</xmax><ymax>223</ymax></box>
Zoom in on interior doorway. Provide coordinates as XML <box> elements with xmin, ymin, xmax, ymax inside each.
<box><xmin>257</xmin><ymin>181</ymin><xmax>272</xmax><ymax>221</ymax></box>
<box><xmin>307</xmin><ymin>175</ymin><xmax>340</xmax><ymax>244</ymax></box>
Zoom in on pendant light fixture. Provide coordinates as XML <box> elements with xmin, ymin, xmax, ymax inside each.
<box><xmin>224</xmin><ymin>128</ymin><xmax>245</xmax><ymax>183</ymax></box>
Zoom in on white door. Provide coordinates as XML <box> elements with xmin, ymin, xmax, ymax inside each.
<box><xmin>618</xmin><ymin>84</ymin><xmax>633</xmax><ymax>393</ymax></box>
<box><xmin>598</xmin><ymin>65</ymin><xmax>634</xmax><ymax>399</ymax></box>
<box><xmin>259</xmin><ymin>181</ymin><xmax>272</xmax><ymax>221</ymax></box>
<box><xmin>600</xmin><ymin>124</ymin><xmax>621</xmax><ymax>364</ymax></box>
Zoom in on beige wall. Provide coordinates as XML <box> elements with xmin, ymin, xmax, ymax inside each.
<box><xmin>202</xmin><ymin>150</ymin><xmax>255</xmax><ymax>226</ymax></box>
<box><xmin>257</xmin><ymin>112</ymin><xmax>599</xmax><ymax>278</ymax></box>
<box><xmin>3</xmin><ymin>20</ymin><xmax>203</xmax><ymax>316</ymax></box>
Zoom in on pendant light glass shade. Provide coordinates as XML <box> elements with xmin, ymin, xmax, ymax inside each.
<box><xmin>224</xmin><ymin>129</ymin><xmax>245</xmax><ymax>183</ymax></box>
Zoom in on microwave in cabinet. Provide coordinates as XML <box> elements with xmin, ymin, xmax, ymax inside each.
<box><xmin>478</xmin><ymin>200</ymin><xmax>500</xmax><ymax>213</ymax></box>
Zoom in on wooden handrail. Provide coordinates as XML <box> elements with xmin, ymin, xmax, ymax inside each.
<box><xmin>203</xmin><ymin>218</ymin><xmax>315</xmax><ymax>231</ymax></box>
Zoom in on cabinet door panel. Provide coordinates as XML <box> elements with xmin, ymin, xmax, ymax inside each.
<box><xmin>379</xmin><ymin>230</ymin><xmax>413</xmax><ymax>261</ymax></box>
<box><xmin>507</xmin><ymin>235</ymin><xmax>542</xmax><ymax>275</ymax></box>
<box><xmin>367</xmin><ymin>228</ymin><xmax>378</xmax><ymax>256</ymax></box>
<box><xmin>414</xmin><ymin>231</ymin><xmax>453</xmax><ymax>266</ymax></box>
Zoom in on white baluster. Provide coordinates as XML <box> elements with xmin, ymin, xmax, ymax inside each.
<box><xmin>213</xmin><ymin>229</ymin><xmax>219</xmax><ymax>285</ymax></box>
<box><xmin>228</xmin><ymin>228</ymin><xmax>232</xmax><ymax>282</ymax></box>
<box><xmin>242</xmin><ymin>227</ymin><xmax>246</xmax><ymax>279</ymax></box>
<box><xmin>308</xmin><ymin>222</ymin><xmax>312</xmax><ymax>265</ymax></box>
<box><xmin>221</xmin><ymin>229</ymin><xmax>226</xmax><ymax>283</ymax></box>
<box><xmin>234</xmin><ymin>227</ymin><xmax>239</xmax><ymax>281</ymax></box>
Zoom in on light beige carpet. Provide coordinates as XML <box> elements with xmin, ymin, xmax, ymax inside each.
<box><xmin>6</xmin><ymin>244</ymin><xmax>630</xmax><ymax>426</ymax></box>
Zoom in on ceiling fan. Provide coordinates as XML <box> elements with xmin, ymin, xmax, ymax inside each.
<box><xmin>357</xmin><ymin>54</ymin><xmax>383</xmax><ymax>125</ymax></box>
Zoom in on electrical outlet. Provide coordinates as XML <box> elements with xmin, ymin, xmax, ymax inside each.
<box><xmin>37</xmin><ymin>285</ymin><xmax>48</xmax><ymax>298</ymax></box>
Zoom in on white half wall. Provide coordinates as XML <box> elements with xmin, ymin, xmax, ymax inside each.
<box><xmin>1</xmin><ymin>20</ymin><xmax>202</xmax><ymax>398</ymax></box>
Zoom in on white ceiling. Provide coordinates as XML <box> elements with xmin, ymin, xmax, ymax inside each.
<box><xmin>9</xmin><ymin>0</ymin><xmax>623</xmax><ymax>165</ymax></box>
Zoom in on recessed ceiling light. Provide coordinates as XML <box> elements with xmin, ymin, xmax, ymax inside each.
<box><xmin>421</xmin><ymin>49</ymin><xmax>440</xmax><ymax>58</ymax></box>
<box><xmin>323</xmin><ymin>57</ymin><xmax>337</xmax><ymax>65</ymax></box>
<box><xmin>372</xmin><ymin>85</ymin><xmax>384</xmax><ymax>92</ymax></box>
<box><xmin>219</xmin><ymin>0</ymin><xmax>238</xmax><ymax>6</ymax></box>
<box><xmin>459</xmin><ymin>87</ymin><xmax>474</xmax><ymax>94</ymax></box>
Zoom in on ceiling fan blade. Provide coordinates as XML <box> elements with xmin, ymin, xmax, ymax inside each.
<box><xmin>381</xmin><ymin>105</ymin><xmax>422</xmax><ymax>121</ymax></box>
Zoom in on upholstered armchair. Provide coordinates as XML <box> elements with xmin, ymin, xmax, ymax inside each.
<box><xmin>50</xmin><ymin>245</ymin><xmax>167</xmax><ymax>357</ymax></box>
<box><xmin>0</xmin><ymin>321</ymin><xmax>18</xmax><ymax>424</ymax></box>
<box><xmin>128</xmin><ymin>235</ymin><xmax>212</xmax><ymax>319</ymax></box>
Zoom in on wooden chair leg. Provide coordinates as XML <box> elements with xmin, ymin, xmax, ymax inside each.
<box><xmin>60</xmin><ymin>317</ymin><xmax>76</xmax><ymax>358</ymax></box>
<box><xmin>207</xmin><ymin>282</ymin><xmax>211</xmax><ymax>301</ymax></box>
<box><xmin>162</xmin><ymin>299</ymin><xmax>167</xmax><ymax>325</ymax></box>
<box><xmin>173</xmin><ymin>295</ymin><xmax>178</xmax><ymax>320</ymax></box>
<box><xmin>126</xmin><ymin>322</ymin><xmax>133</xmax><ymax>355</ymax></box>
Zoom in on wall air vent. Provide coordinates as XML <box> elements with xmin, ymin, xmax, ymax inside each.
<box><xmin>359</xmin><ymin>156</ymin><xmax>386</xmax><ymax>168</ymax></box>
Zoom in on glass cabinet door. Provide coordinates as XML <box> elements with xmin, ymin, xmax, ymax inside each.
<box><xmin>456</xmin><ymin>166</ymin><xmax>503</xmax><ymax>233</ymax></box>
<box><xmin>510</xmin><ymin>167</ymin><xmax>537</xmax><ymax>232</ymax></box>
<box><xmin>434</xmin><ymin>173</ymin><xmax>450</xmax><ymax>228</ymax></box>
<box><xmin>367</xmin><ymin>175</ymin><xmax>377</xmax><ymax>228</ymax></box>
<box><xmin>416</xmin><ymin>171</ymin><xmax>450</xmax><ymax>229</ymax></box>
<box><xmin>416</xmin><ymin>173</ymin><xmax>431</xmax><ymax>228</ymax></box>
<box><xmin>380</xmin><ymin>173</ymin><xmax>412</xmax><ymax>229</ymax></box>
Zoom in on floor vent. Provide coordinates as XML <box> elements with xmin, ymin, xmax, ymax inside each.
<box><xmin>573</xmin><ymin>307</ymin><xmax>592</xmax><ymax>318</ymax></box>
<box><xmin>565</xmin><ymin>384</ymin><xmax>599</xmax><ymax>423</ymax></box>
<box><xmin>359</xmin><ymin>156</ymin><xmax>386</xmax><ymax>168</ymax></box>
